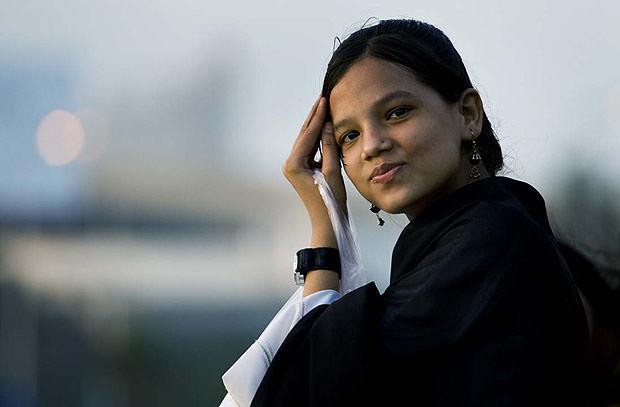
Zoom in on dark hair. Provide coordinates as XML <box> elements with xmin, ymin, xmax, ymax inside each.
<box><xmin>321</xmin><ymin>19</ymin><xmax>503</xmax><ymax>175</ymax></box>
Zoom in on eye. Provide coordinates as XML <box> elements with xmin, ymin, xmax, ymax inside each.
<box><xmin>340</xmin><ymin>131</ymin><xmax>359</xmax><ymax>145</ymax></box>
<box><xmin>387</xmin><ymin>106</ymin><xmax>412</xmax><ymax>120</ymax></box>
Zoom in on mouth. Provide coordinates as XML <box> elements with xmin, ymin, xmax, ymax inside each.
<box><xmin>370</xmin><ymin>163</ymin><xmax>405</xmax><ymax>184</ymax></box>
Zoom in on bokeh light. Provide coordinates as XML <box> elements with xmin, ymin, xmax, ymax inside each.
<box><xmin>35</xmin><ymin>110</ymin><xmax>85</xmax><ymax>166</ymax></box>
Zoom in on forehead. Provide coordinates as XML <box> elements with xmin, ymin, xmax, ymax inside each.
<box><xmin>329</xmin><ymin>56</ymin><xmax>434</xmax><ymax>110</ymax></box>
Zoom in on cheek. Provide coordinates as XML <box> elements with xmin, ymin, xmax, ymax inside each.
<box><xmin>408</xmin><ymin>124</ymin><xmax>461</xmax><ymax>166</ymax></box>
<box><xmin>428</xmin><ymin>137</ymin><xmax>461</xmax><ymax>162</ymax></box>
<box><xmin>343</xmin><ymin>159</ymin><xmax>370</xmax><ymax>197</ymax></box>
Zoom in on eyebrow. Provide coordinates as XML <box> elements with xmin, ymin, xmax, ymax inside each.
<box><xmin>332</xmin><ymin>90</ymin><xmax>418</xmax><ymax>135</ymax></box>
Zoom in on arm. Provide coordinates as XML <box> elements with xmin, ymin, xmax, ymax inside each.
<box><xmin>222</xmin><ymin>95</ymin><xmax>366</xmax><ymax>403</ymax></box>
<box><xmin>281</xmin><ymin>96</ymin><xmax>346</xmax><ymax>297</ymax></box>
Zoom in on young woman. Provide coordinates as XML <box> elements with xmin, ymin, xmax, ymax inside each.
<box><xmin>221</xmin><ymin>18</ymin><xmax>617</xmax><ymax>406</ymax></box>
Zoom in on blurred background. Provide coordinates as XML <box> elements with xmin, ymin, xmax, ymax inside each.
<box><xmin>1</xmin><ymin>0</ymin><xmax>619</xmax><ymax>405</ymax></box>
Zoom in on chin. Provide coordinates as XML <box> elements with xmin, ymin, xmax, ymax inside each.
<box><xmin>378</xmin><ymin>198</ymin><xmax>407</xmax><ymax>214</ymax></box>
<box><xmin>375</xmin><ymin>185</ymin><xmax>436</xmax><ymax>216</ymax></box>
<box><xmin>376</xmin><ymin>194</ymin><xmax>418</xmax><ymax>215</ymax></box>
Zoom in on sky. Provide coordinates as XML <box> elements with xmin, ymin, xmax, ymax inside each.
<box><xmin>2</xmin><ymin>1</ymin><xmax>619</xmax><ymax>187</ymax></box>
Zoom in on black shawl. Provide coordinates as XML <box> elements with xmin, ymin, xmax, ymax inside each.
<box><xmin>251</xmin><ymin>176</ymin><xmax>590</xmax><ymax>406</ymax></box>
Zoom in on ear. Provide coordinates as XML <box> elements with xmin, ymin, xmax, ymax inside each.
<box><xmin>457</xmin><ymin>88</ymin><xmax>484</xmax><ymax>141</ymax></box>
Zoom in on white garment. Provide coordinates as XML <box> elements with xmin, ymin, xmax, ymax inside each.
<box><xmin>220</xmin><ymin>288</ymin><xmax>341</xmax><ymax>407</ymax></box>
<box><xmin>219</xmin><ymin>170</ymin><xmax>368</xmax><ymax>407</ymax></box>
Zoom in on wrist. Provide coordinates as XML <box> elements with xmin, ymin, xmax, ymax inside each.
<box><xmin>294</xmin><ymin>247</ymin><xmax>340</xmax><ymax>290</ymax></box>
<box><xmin>303</xmin><ymin>270</ymin><xmax>340</xmax><ymax>297</ymax></box>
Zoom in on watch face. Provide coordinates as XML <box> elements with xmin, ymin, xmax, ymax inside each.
<box><xmin>294</xmin><ymin>272</ymin><xmax>305</xmax><ymax>286</ymax></box>
<box><xmin>293</xmin><ymin>253</ymin><xmax>304</xmax><ymax>285</ymax></box>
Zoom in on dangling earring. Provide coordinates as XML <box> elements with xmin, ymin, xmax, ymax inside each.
<box><xmin>369</xmin><ymin>203</ymin><xmax>385</xmax><ymax>226</ymax></box>
<box><xmin>469</xmin><ymin>129</ymin><xmax>481</xmax><ymax>179</ymax></box>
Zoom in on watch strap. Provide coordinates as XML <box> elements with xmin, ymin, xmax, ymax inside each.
<box><xmin>294</xmin><ymin>247</ymin><xmax>341</xmax><ymax>285</ymax></box>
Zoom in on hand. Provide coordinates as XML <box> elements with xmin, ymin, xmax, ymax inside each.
<box><xmin>282</xmin><ymin>96</ymin><xmax>347</xmax><ymax>243</ymax></box>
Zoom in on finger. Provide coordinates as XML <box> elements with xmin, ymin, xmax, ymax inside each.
<box><xmin>320</xmin><ymin>122</ymin><xmax>341</xmax><ymax>175</ymax></box>
<box><xmin>291</xmin><ymin>97</ymin><xmax>327</xmax><ymax>158</ymax></box>
<box><xmin>300</xmin><ymin>95</ymin><xmax>322</xmax><ymax>131</ymax></box>
<box><xmin>291</xmin><ymin>96</ymin><xmax>322</xmax><ymax>154</ymax></box>
<box><xmin>305</xmin><ymin>97</ymin><xmax>328</xmax><ymax>135</ymax></box>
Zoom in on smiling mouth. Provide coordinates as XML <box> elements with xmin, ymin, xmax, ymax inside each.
<box><xmin>371</xmin><ymin>164</ymin><xmax>404</xmax><ymax>184</ymax></box>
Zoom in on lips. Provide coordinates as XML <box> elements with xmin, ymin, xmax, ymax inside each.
<box><xmin>370</xmin><ymin>163</ymin><xmax>405</xmax><ymax>183</ymax></box>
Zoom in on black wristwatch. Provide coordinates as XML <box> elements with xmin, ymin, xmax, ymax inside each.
<box><xmin>293</xmin><ymin>247</ymin><xmax>341</xmax><ymax>286</ymax></box>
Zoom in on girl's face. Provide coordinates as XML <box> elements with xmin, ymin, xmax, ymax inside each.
<box><xmin>329</xmin><ymin>56</ymin><xmax>479</xmax><ymax>218</ymax></box>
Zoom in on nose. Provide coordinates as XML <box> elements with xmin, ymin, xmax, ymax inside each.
<box><xmin>361</xmin><ymin>125</ymin><xmax>391</xmax><ymax>160</ymax></box>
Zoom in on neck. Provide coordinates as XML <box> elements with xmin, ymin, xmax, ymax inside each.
<box><xmin>405</xmin><ymin>164</ymin><xmax>491</xmax><ymax>221</ymax></box>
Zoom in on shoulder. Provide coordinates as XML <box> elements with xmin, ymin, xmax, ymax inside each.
<box><xmin>461</xmin><ymin>199</ymin><xmax>550</xmax><ymax>248</ymax></box>
<box><xmin>393</xmin><ymin>184</ymin><xmax>551</xmax><ymax>273</ymax></box>
<box><xmin>419</xmin><ymin>198</ymin><xmax>558</xmax><ymax>286</ymax></box>
<box><xmin>396</xmin><ymin>198</ymin><xmax>551</xmax><ymax>279</ymax></box>
<box><xmin>384</xmin><ymin>198</ymin><xmax>562</xmax><ymax>340</ymax></box>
